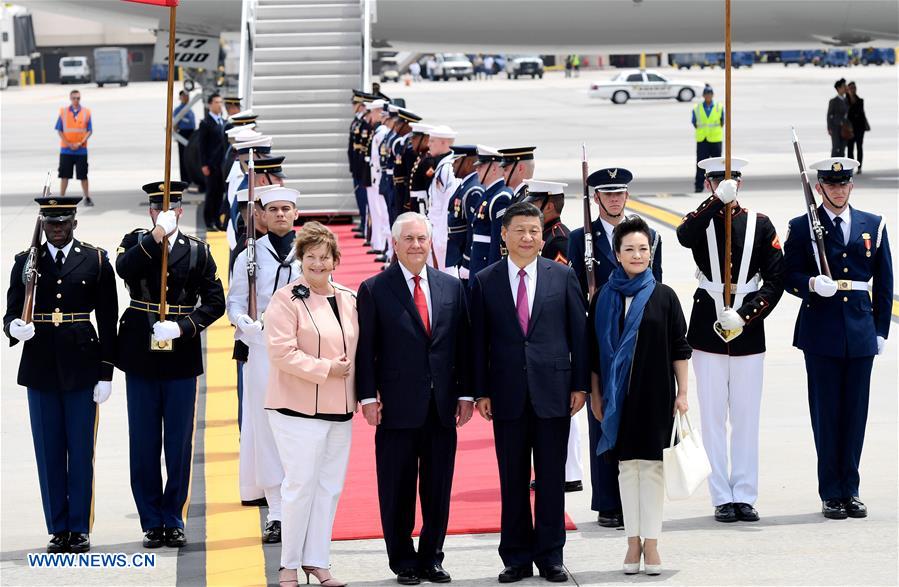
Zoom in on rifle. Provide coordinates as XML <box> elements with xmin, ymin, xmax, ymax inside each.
<box><xmin>581</xmin><ymin>144</ymin><xmax>597</xmax><ymax>299</ymax></box>
<box><xmin>246</xmin><ymin>150</ymin><xmax>258</xmax><ymax>319</ymax></box>
<box><xmin>21</xmin><ymin>171</ymin><xmax>52</xmax><ymax>322</ymax></box>
<box><xmin>791</xmin><ymin>127</ymin><xmax>831</xmax><ymax>278</ymax></box>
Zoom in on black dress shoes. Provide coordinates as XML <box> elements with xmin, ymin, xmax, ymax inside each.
<box><xmin>397</xmin><ymin>568</ymin><xmax>421</xmax><ymax>585</ymax></box>
<box><xmin>367</xmin><ymin>248</ymin><xmax>381</xmax><ymax>255</ymax></box>
<box><xmin>498</xmin><ymin>565</ymin><xmax>533</xmax><ymax>583</ymax></box>
<box><xmin>597</xmin><ymin>510</ymin><xmax>623</xmax><ymax>528</ymax></box>
<box><xmin>262</xmin><ymin>520</ymin><xmax>281</xmax><ymax>543</ymax></box>
<box><xmin>418</xmin><ymin>563</ymin><xmax>451</xmax><ymax>583</ymax></box>
<box><xmin>843</xmin><ymin>497</ymin><xmax>867</xmax><ymax>518</ymax></box>
<box><xmin>143</xmin><ymin>527</ymin><xmax>165</xmax><ymax>548</ymax></box>
<box><xmin>822</xmin><ymin>499</ymin><xmax>848</xmax><ymax>519</ymax></box>
<box><xmin>68</xmin><ymin>533</ymin><xmax>90</xmax><ymax>553</ymax></box>
<box><xmin>354</xmin><ymin>232</ymin><xmax>366</xmax><ymax>239</ymax></box>
<box><xmin>165</xmin><ymin>527</ymin><xmax>187</xmax><ymax>548</ymax></box>
<box><xmin>352</xmin><ymin>225</ymin><xmax>363</xmax><ymax>233</ymax></box>
<box><xmin>241</xmin><ymin>497</ymin><xmax>268</xmax><ymax>507</ymax></box>
<box><xmin>538</xmin><ymin>565</ymin><xmax>568</xmax><ymax>582</ymax></box>
<box><xmin>564</xmin><ymin>481</ymin><xmax>583</xmax><ymax>493</ymax></box>
<box><xmin>47</xmin><ymin>532</ymin><xmax>69</xmax><ymax>553</ymax></box>
<box><xmin>714</xmin><ymin>503</ymin><xmax>738</xmax><ymax>523</ymax></box>
<box><xmin>734</xmin><ymin>502</ymin><xmax>759</xmax><ymax>522</ymax></box>
<box><xmin>375</xmin><ymin>254</ymin><xmax>389</xmax><ymax>263</ymax></box>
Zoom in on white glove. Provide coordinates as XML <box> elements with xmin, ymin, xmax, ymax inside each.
<box><xmin>714</xmin><ymin>179</ymin><xmax>739</xmax><ymax>205</ymax></box>
<box><xmin>236</xmin><ymin>314</ymin><xmax>265</xmax><ymax>344</ymax></box>
<box><xmin>717</xmin><ymin>307</ymin><xmax>746</xmax><ymax>330</ymax></box>
<box><xmin>812</xmin><ymin>275</ymin><xmax>838</xmax><ymax>298</ymax></box>
<box><xmin>152</xmin><ymin>320</ymin><xmax>182</xmax><ymax>342</ymax></box>
<box><xmin>155</xmin><ymin>210</ymin><xmax>178</xmax><ymax>236</ymax></box>
<box><xmin>93</xmin><ymin>381</ymin><xmax>112</xmax><ymax>404</ymax></box>
<box><xmin>9</xmin><ymin>318</ymin><xmax>36</xmax><ymax>342</ymax></box>
<box><xmin>877</xmin><ymin>336</ymin><xmax>886</xmax><ymax>356</ymax></box>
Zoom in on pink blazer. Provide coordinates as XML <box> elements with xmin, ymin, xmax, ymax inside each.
<box><xmin>265</xmin><ymin>276</ymin><xmax>358</xmax><ymax>416</ymax></box>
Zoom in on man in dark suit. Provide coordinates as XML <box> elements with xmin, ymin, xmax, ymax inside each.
<box><xmin>357</xmin><ymin>212</ymin><xmax>473</xmax><ymax>585</ymax></box>
<box><xmin>197</xmin><ymin>92</ymin><xmax>227</xmax><ymax>230</ymax></box>
<box><xmin>471</xmin><ymin>202</ymin><xmax>588</xmax><ymax>583</ymax></box>
<box><xmin>826</xmin><ymin>78</ymin><xmax>849</xmax><ymax>157</ymax></box>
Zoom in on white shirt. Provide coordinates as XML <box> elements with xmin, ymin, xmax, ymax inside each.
<box><xmin>599</xmin><ymin>217</ymin><xmax>616</xmax><ymax>250</ymax></box>
<box><xmin>508</xmin><ymin>257</ymin><xmax>538</xmax><ymax>315</ymax></box>
<box><xmin>824</xmin><ymin>206</ymin><xmax>851</xmax><ymax>244</ymax></box>
<box><xmin>46</xmin><ymin>240</ymin><xmax>74</xmax><ymax>263</ymax></box>
<box><xmin>165</xmin><ymin>229</ymin><xmax>181</xmax><ymax>251</ymax></box>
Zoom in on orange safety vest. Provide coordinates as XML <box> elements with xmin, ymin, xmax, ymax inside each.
<box><xmin>59</xmin><ymin>106</ymin><xmax>91</xmax><ymax>148</ymax></box>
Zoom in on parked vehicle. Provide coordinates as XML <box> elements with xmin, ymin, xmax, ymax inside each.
<box><xmin>93</xmin><ymin>47</ymin><xmax>129</xmax><ymax>87</ymax></box>
<box><xmin>59</xmin><ymin>56</ymin><xmax>90</xmax><ymax>84</ymax></box>
<box><xmin>820</xmin><ymin>49</ymin><xmax>850</xmax><ymax>68</ymax></box>
<box><xmin>432</xmin><ymin>53</ymin><xmax>473</xmax><ymax>81</ymax></box>
<box><xmin>860</xmin><ymin>47</ymin><xmax>891</xmax><ymax>65</ymax></box>
<box><xmin>708</xmin><ymin>51</ymin><xmax>754</xmax><ymax>68</ymax></box>
<box><xmin>505</xmin><ymin>55</ymin><xmax>544</xmax><ymax>79</ymax></box>
<box><xmin>588</xmin><ymin>69</ymin><xmax>705</xmax><ymax>105</ymax></box>
<box><xmin>670</xmin><ymin>52</ymin><xmax>710</xmax><ymax>69</ymax></box>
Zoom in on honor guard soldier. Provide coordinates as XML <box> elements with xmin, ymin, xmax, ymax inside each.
<box><xmin>567</xmin><ymin>167</ymin><xmax>662</xmax><ymax>527</ymax></box>
<box><xmin>115</xmin><ymin>181</ymin><xmax>225</xmax><ymax>548</ymax></box>
<box><xmin>223</xmin><ymin>95</ymin><xmax>243</xmax><ymax>118</ymax></box>
<box><xmin>378</xmin><ymin>104</ymin><xmax>401</xmax><ymax>261</ymax></box>
<box><xmin>387</xmin><ymin>108</ymin><xmax>418</xmax><ymax>226</ymax></box>
<box><xmin>228</xmin><ymin>186</ymin><xmax>302</xmax><ymax>543</ymax></box>
<box><xmin>349</xmin><ymin>90</ymin><xmax>375</xmax><ymax>238</ymax></box>
<box><xmin>445</xmin><ymin>144</ymin><xmax>480</xmax><ymax>279</ymax></box>
<box><xmin>468</xmin><ymin>145</ymin><xmax>504</xmax><ymax>279</ymax></box>
<box><xmin>366</xmin><ymin>100</ymin><xmax>390</xmax><ymax>259</ymax></box>
<box><xmin>407</xmin><ymin>123</ymin><xmax>435</xmax><ymax>218</ymax></box>
<box><xmin>523</xmin><ymin>180</ymin><xmax>585</xmax><ymax>493</ymax></box>
<box><xmin>500</xmin><ymin>147</ymin><xmax>536</xmax><ymax>204</ymax></box>
<box><xmin>425</xmin><ymin>125</ymin><xmax>459</xmax><ymax>271</ymax></box>
<box><xmin>4</xmin><ymin>195</ymin><xmax>118</xmax><ymax>554</ymax></box>
<box><xmin>783</xmin><ymin>157</ymin><xmax>893</xmax><ymax>520</ymax></box>
<box><xmin>676</xmin><ymin>157</ymin><xmax>784</xmax><ymax>523</ymax></box>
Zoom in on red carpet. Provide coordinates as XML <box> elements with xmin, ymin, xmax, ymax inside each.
<box><xmin>323</xmin><ymin>223</ymin><xmax>577</xmax><ymax>540</ymax></box>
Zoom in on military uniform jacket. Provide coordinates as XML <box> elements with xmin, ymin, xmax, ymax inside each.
<box><xmin>568</xmin><ymin>217</ymin><xmax>663</xmax><ymax>299</ymax></box>
<box><xmin>784</xmin><ymin>205</ymin><xmax>892</xmax><ymax>358</ymax></box>
<box><xmin>359</xmin><ymin>121</ymin><xmax>374</xmax><ymax>187</ymax></box>
<box><xmin>348</xmin><ymin>113</ymin><xmax>363</xmax><ymax>178</ymax></box>
<box><xmin>446</xmin><ymin>171</ymin><xmax>481</xmax><ymax>269</ymax></box>
<box><xmin>392</xmin><ymin>136</ymin><xmax>413</xmax><ymax>214</ymax></box>
<box><xmin>115</xmin><ymin>229</ymin><xmax>225</xmax><ymax>379</ymax></box>
<box><xmin>409</xmin><ymin>153</ymin><xmax>435</xmax><ymax>214</ymax></box>
<box><xmin>369</xmin><ymin>124</ymin><xmax>390</xmax><ymax>188</ymax></box>
<box><xmin>469</xmin><ymin>178</ymin><xmax>505</xmax><ymax>278</ymax></box>
<box><xmin>427</xmin><ymin>152</ymin><xmax>458</xmax><ymax>222</ymax></box>
<box><xmin>541</xmin><ymin>219</ymin><xmax>571</xmax><ymax>265</ymax></box>
<box><xmin>4</xmin><ymin>240</ymin><xmax>118</xmax><ymax>391</ymax></box>
<box><xmin>676</xmin><ymin>196</ymin><xmax>784</xmax><ymax>356</ymax></box>
<box><xmin>487</xmin><ymin>180</ymin><xmax>514</xmax><ymax>265</ymax></box>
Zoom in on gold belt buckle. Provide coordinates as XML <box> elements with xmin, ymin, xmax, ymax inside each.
<box><xmin>837</xmin><ymin>280</ymin><xmax>851</xmax><ymax>291</ymax></box>
<box><xmin>51</xmin><ymin>311</ymin><xmax>63</xmax><ymax>326</ymax></box>
<box><xmin>150</xmin><ymin>334</ymin><xmax>174</xmax><ymax>352</ymax></box>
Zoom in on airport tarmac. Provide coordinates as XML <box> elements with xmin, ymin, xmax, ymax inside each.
<box><xmin>1</xmin><ymin>64</ymin><xmax>897</xmax><ymax>586</ymax></box>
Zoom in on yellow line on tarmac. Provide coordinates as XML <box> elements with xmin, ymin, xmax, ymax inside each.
<box><xmin>204</xmin><ymin>232</ymin><xmax>267</xmax><ymax>586</ymax></box>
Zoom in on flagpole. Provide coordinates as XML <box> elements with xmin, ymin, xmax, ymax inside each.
<box><xmin>722</xmin><ymin>0</ymin><xmax>733</xmax><ymax>309</ymax></box>
<box><xmin>158</xmin><ymin>4</ymin><xmax>177</xmax><ymax>325</ymax></box>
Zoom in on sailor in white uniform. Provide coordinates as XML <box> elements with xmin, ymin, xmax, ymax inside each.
<box><xmin>425</xmin><ymin>125</ymin><xmax>459</xmax><ymax>271</ymax></box>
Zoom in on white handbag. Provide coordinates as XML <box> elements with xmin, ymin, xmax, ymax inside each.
<box><xmin>663</xmin><ymin>412</ymin><xmax>711</xmax><ymax>501</ymax></box>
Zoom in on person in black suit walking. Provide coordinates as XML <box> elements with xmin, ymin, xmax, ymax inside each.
<box><xmin>826</xmin><ymin>79</ymin><xmax>849</xmax><ymax>157</ymax></box>
<box><xmin>470</xmin><ymin>202</ymin><xmax>588</xmax><ymax>584</ymax></box>
<box><xmin>197</xmin><ymin>92</ymin><xmax>227</xmax><ymax>230</ymax></box>
<box><xmin>356</xmin><ymin>212</ymin><xmax>473</xmax><ymax>585</ymax></box>
<box><xmin>846</xmin><ymin>81</ymin><xmax>870</xmax><ymax>173</ymax></box>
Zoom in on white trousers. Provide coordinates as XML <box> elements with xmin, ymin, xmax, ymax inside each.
<box><xmin>268</xmin><ymin>412</ymin><xmax>352</xmax><ymax>570</ymax></box>
<box><xmin>692</xmin><ymin>350</ymin><xmax>764</xmax><ymax>506</ymax></box>
<box><xmin>239</xmin><ymin>341</ymin><xmax>284</xmax><ymax>522</ymax></box>
<box><xmin>618</xmin><ymin>460</ymin><xmax>664</xmax><ymax>539</ymax></box>
<box><xmin>566</xmin><ymin>410</ymin><xmax>584</xmax><ymax>482</ymax></box>
<box><xmin>428</xmin><ymin>215</ymin><xmax>448</xmax><ymax>272</ymax></box>
<box><xmin>366</xmin><ymin>185</ymin><xmax>390</xmax><ymax>252</ymax></box>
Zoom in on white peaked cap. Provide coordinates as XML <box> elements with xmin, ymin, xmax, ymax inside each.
<box><xmin>523</xmin><ymin>179</ymin><xmax>568</xmax><ymax>195</ymax></box>
<box><xmin>230</xmin><ymin>128</ymin><xmax>262</xmax><ymax>142</ymax></box>
<box><xmin>259</xmin><ymin>186</ymin><xmax>300</xmax><ymax>207</ymax></box>
<box><xmin>226</xmin><ymin>124</ymin><xmax>256</xmax><ymax>137</ymax></box>
<box><xmin>230</xmin><ymin>109</ymin><xmax>254</xmax><ymax>119</ymax></box>
<box><xmin>410</xmin><ymin>123</ymin><xmax>433</xmax><ymax>134</ymax></box>
<box><xmin>367</xmin><ymin>99</ymin><xmax>387</xmax><ymax>110</ymax></box>
<box><xmin>235</xmin><ymin>136</ymin><xmax>273</xmax><ymax>150</ymax></box>
<box><xmin>428</xmin><ymin>125</ymin><xmax>457</xmax><ymax>139</ymax></box>
<box><xmin>476</xmin><ymin>144</ymin><xmax>500</xmax><ymax>157</ymax></box>
<box><xmin>236</xmin><ymin>183</ymin><xmax>281</xmax><ymax>203</ymax></box>
<box><xmin>697</xmin><ymin>156</ymin><xmax>749</xmax><ymax>174</ymax></box>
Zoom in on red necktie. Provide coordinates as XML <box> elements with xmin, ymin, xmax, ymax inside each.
<box><xmin>413</xmin><ymin>275</ymin><xmax>431</xmax><ymax>336</ymax></box>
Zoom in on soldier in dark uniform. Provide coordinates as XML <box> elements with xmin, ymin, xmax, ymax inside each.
<box><xmin>567</xmin><ymin>168</ymin><xmax>662</xmax><ymax>528</ymax></box>
<box><xmin>407</xmin><ymin>124</ymin><xmax>435</xmax><ymax>217</ymax></box>
<box><xmin>676</xmin><ymin>157</ymin><xmax>784</xmax><ymax>524</ymax></box>
<box><xmin>387</xmin><ymin>108</ymin><xmax>419</xmax><ymax>226</ymax></box>
<box><xmin>4</xmin><ymin>195</ymin><xmax>118</xmax><ymax>553</ymax></box>
<box><xmin>499</xmin><ymin>146</ymin><xmax>536</xmax><ymax>204</ymax></box>
<box><xmin>394</xmin><ymin>121</ymin><xmax>429</xmax><ymax>219</ymax></box>
<box><xmin>115</xmin><ymin>181</ymin><xmax>225</xmax><ymax>548</ymax></box>
<box><xmin>468</xmin><ymin>145</ymin><xmax>503</xmax><ymax>279</ymax></box>
<box><xmin>349</xmin><ymin>91</ymin><xmax>375</xmax><ymax>239</ymax></box>
<box><xmin>445</xmin><ymin>144</ymin><xmax>479</xmax><ymax>280</ymax></box>
<box><xmin>783</xmin><ymin>157</ymin><xmax>893</xmax><ymax>520</ymax></box>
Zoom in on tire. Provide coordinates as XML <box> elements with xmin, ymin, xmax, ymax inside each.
<box><xmin>443</xmin><ymin>74</ymin><xmax>448</xmax><ymax>81</ymax></box>
<box><xmin>506</xmin><ymin>72</ymin><xmax>511</xmax><ymax>79</ymax></box>
<box><xmin>538</xmin><ymin>73</ymin><xmax>543</xmax><ymax>79</ymax></box>
<box><xmin>531</xmin><ymin>74</ymin><xmax>536</xmax><ymax>79</ymax></box>
<box><xmin>612</xmin><ymin>90</ymin><xmax>629</xmax><ymax>104</ymax></box>
<box><xmin>514</xmin><ymin>74</ymin><xmax>518</xmax><ymax>79</ymax></box>
<box><xmin>120</xmin><ymin>81</ymin><xmax>128</xmax><ymax>87</ymax></box>
<box><xmin>97</xmin><ymin>82</ymin><xmax>103</xmax><ymax>87</ymax></box>
<box><xmin>677</xmin><ymin>87</ymin><xmax>695</xmax><ymax>102</ymax></box>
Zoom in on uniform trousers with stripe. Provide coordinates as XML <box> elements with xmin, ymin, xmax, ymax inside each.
<box><xmin>125</xmin><ymin>373</ymin><xmax>198</xmax><ymax>530</ymax></box>
<box><xmin>693</xmin><ymin>350</ymin><xmax>764</xmax><ymax>506</ymax></box>
<box><xmin>353</xmin><ymin>182</ymin><xmax>368</xmax><ymax>231</ymax></box>
<box><xmin>268</xmin><ymin>411</ymin><xmax>352</xmax><ymax>570</ymax></box>
<box><xmin>27</xmin><ymin>386</ymin><xmax>97</xmax><ymax>534</ymax></box>
<box><xmin>367</xmin><ymin>185</ymin><xmax>390</xmax><ymax>253</ymax></box>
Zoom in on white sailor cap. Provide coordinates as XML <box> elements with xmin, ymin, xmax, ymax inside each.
<box><xmin>259</xmin><ymin>186</ymin><xmax>300</xmax><ymax>207</ymax></box>
<box><xmin>366</xmin><ymin>99</ymin><xmax>387</xmax><ymax>111</ymax></box>
<box><xmin>236</xmin><ymin>183</ymin><xmax>281</xmax><ymax>203</ymax></box>
<box><xmin>226</xmin><ymin>124</ymin><xmax>256</xmax><ymax>138</ymax></box>
<box><xmin>235</xmin><ymin>136</ymin><xmax>273</xmax><ymax>152</ymax></box>
<box><xmin>428</xmin><ymin>125</ymin><xmax>457</xmax><ymax>139</ymax></box>
<box><xmin>522</xmin><ymin>179</ymin><xmax>567</xmax><ymax>196</ymax></box>
<box><xmin>230</xmin><ymin>128</ymin><xmax>262</xmax><ymax>142</ymax></box>
<box><xmin>410</xmin><ymin>123</ymin><xmax>433</xmax><ymax>135</ymax></box>
<box><xmin>810</xmin><ymin>157</ymin><xmax>858</xmax><ymax>183</ymax></box>
<box><xmin>698</xmin><ymin>156</ymin><xmax>749</xmax><ymax>178</ymax></box>
<box><xmin>387</xmin><ymin>103</ymin><xmax>400</xmax><ymax>113</ymax></box>
<box><xmin>230</xmin><ymin>109</ymin><xmax>255</xmax><ymax>120</ymax></box>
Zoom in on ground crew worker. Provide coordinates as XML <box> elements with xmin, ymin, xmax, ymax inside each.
<box><xmin>692</xmin><ymin>85</ymin><xmax>724</xmax><ymax>192</ymax></box>
<box><xmin>115</xmin><ymin>181</ymin><xmax>225</xmax><ymax>549</ymax></box>
<box><xmin>4</xmin><ymin>194</ymin><xmax>118</xmax><ymax>553</ymax></box>
<box><xmin>55</xmin><ymin>89</ymin><xmax>93</xmax><ymax>206</ymax></box>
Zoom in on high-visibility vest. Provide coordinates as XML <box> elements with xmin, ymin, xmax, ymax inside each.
<box><xmin>694</xmin><ymin>102</ymin><xmax>723</xmax><ymax>143</ymax></box>
<box><xmin>59</xmin><ymin>106</ymin><xmax>91</xmax><ymax>148</ymax></box>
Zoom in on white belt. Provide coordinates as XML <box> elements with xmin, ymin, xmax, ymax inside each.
<box><xmin>835</xmin><ymin>280</ymin><xmax>869</xmax><ymax>291</ymax></box>
<box><xmin>411</xmin><ymin>190</ymin><xmax>427</xmax><ymax>197</ymax></box>
<box><xmin>698</xmin><ymin>275</ymin><xmax>760</xmax><ymax>295</ymax></box>
<box><xmin>386</xmin><ymin>170</ymin><xmax>394</xmax><ymax>175</ymax></box>
<box><xmin>472</xmin><ymin>234</ymin><xmax>490</xmax><ymax>243</ymax></box>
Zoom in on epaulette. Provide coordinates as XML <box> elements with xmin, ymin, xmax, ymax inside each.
<box><xmin>131</xmin><ymin>228</ymin><xmax>149</xmax><ymax>235</ymax></box>
<box><xmin>185</xmin><ymin>234</ymin><xmax>208</xmax><ymax>245</ymax></box>
<box><xmin>78</xmin><ymin>241</ymin><xmax>106</xmax><ymax>254</ymax></box>
<box><xmin>15</xmin><ymin>249</ymin><xmax>28</xmax><ymax>258</ymax></box>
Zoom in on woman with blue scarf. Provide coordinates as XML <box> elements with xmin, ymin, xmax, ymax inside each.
<box><xmin>588</xmin><ymin>216</ymin><xmax>691</xmax><ymax>575</ymax></box>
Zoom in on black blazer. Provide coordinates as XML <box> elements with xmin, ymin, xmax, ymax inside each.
<box><xmin>470</xmin><ymin>257</ymin><xmax>588</xmax><ymax>421</ymax></box>
<box><xmin>4</xmin><ymin>240</ymin><xmax>118</xmax><ymax>391</ymax></box>
<box><xmin>356</xmin><ymin>263</ymin><xmax>470</xmax><ymax>429</ymax></box>
<box><xmin>197</xmin><ymin>112</ymin><xmax>226</xmax><ymax>169</ymax></box>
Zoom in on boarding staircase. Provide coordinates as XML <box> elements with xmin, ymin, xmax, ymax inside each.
<box><xmin>243</xmin><ymin>0</ymin><xmax>368</xmax><ymax>215</ymax></box>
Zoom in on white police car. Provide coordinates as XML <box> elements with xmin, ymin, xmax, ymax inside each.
<box><xmin>588</xmin><ymin>69</ymin><xmax>706</xmax><ymax>104</ymax></box>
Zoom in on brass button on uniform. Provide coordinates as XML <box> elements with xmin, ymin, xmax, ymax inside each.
<box><xmin>56</xmin><ymin>293</ymin><xmax>62</xmax><ymax>299</ymax></box>
<box><xmin>57</xmin><ymin>279</ymin><xmax>62</xmax><ymax>284</ymax></box>
<box><xmin>842</xmin><ymin>253</ymin><xmax>848</xmax><ymax>258</ymax></box>
<box><xmin>843</xmin><ymin>296</ymin><xmax>849</xmax><ymax>302</ymax></box>
<box><xmin>843</xmin><ymin>268</ymin><xmax>849</xmax><ymax>273</ymax></box>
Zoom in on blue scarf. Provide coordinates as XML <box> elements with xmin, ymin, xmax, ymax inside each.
<box><xmin>595</xmin><ymin>266</ymin><xmax>656</xmax><ymax>455</ymax></box>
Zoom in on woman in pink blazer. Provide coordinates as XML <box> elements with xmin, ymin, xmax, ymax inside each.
<box><xmin>265</xmin><ymin>222</ymin><xmax>358</xmax><ymax>587</ymax></box>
